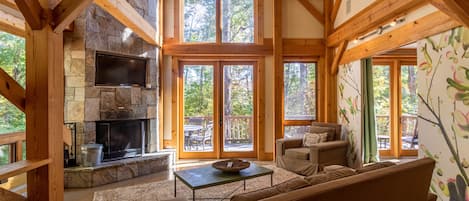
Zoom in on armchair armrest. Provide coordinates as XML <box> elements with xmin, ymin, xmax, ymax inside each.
<box><xmin>309</xmin><ymin>141</ymin><xmax>348</xmax><ymax>151</ymax></box>
<box><xmin>276</xmin><ymin>138</ymin><xmax>303</xmax><ymax>156</ymax></box>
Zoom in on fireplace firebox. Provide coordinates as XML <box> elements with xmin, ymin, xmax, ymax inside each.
<box><xmin>96</xmin><ymin>119</ymin><xmax>148</xmax><ymax>161</ymax></box>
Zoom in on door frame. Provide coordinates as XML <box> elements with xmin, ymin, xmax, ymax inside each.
<box><xmin>173</xmin><ymin>57</ymin><xmax>263</xmax><ymax>159</ymax></box>
<box><xmin>373</xmin><ymin>58</ymin><xmax>418</xmax><ymax>158</ymax></box>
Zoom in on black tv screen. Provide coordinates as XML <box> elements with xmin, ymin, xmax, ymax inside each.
<box><xmin>95</xmin><ymin>52</ymin><xmax>147</xmax><ymax>87</ymax></box>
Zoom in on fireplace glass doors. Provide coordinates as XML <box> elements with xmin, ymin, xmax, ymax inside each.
<box><xmin>96</xmin><ymin>120</ymin><xmax>148</xmax><ymax>161</ymax></box>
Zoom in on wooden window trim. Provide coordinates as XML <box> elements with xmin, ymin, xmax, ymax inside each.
<box><xmin>174</xmin><ymin>0</ymin><xmax>262</xmax><ymax>45</ymax></box>
<box><xmin>373</xmin><ymin>57</ymin><xmax>417</xmax><ymax>158</ymax></box>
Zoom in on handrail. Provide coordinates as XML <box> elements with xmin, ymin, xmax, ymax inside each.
<box><xmin>0</xmin><ymin>159</ymin><xmax>51</xmax><ymax>181</ymax></box>
<box><xmin>0</xmin><ymin>132</ymin><xmax>25</xmax><ymax>146</ymax></box>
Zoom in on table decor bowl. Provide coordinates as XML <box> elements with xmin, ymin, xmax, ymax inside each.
<box><xmin>212</xmin><ymin>159</ymin><xmax>250</xmax><ymax>173</ymax></box>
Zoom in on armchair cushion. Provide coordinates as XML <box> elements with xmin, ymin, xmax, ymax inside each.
<box><xmin>285</xmin><ymin>148</ymin><xmax>310</xmax><ymax>160</ymax></box>
<box><xmin>309</xmin><ymin>126</ymin><xmax>337</xmax><ymax>141</ymax></box>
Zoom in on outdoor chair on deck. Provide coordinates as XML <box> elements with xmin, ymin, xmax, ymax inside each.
<box><xmin>190</xmin><ymin>124</ymin><xmax>213</xmax><ymax>151</ymax></box>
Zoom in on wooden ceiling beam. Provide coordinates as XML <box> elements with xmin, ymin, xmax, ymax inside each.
<box><xmin>327</xmin><ymin>0</ymin><xmax>427</xmax><ymax>47</ymax></box>
<box><xmin>52</xmin><ymin>0</ymin><xmax>93</xmax><ymax>33</ymax></box>
<box><xmin>0</xmin><ymin>67</ymin><xmax>25</xmax><ymax>112</ymax></box>
<box><xmin>331</xmin><ymin>0</ymin><xmax>341</xmax><ymax>23</ymax></box>
<box><xmin>331</xmin><ymin>40</ymin><xmax>347</xmax><ymax>75</ymax></box>
<box><xmin>429</xmin><ymin>0</ymin><xmax>469</xmax><ymax>28</ymax></box>
<box><xmin>340</xmin><ymin>11</ymin><xmax>461</xmax><ymax>65</ymax></box>
<box><xmin>0</xmin><ymin>0</ymin><xmax>18</xmax><ymax>11</ymax></box>
<box><xmin>298</xmin><ymin>0</ymin><xmax>324</xmax><ymax>25</ymax></box>
<box><xmin>0</xmin><ymin>9</ymin><xmax>24</xmax><ymax>37</ymax></box>
<box><xmin>94</xmin><ymin>0</ymin><xmax>158</xmax><ymax>46</ymax></box>
<box><xmin>14</xmin><ymin>0</ymin><xmax>43</xmax><ymax>29</ymax></box>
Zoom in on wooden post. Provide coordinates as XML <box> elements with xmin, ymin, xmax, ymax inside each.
<box><xmin>323</xmin><ymin>0</ymin><xmax>337</xmax><ymax>123</ymax></box>
<box><xmin>25</xmin><ymin>9</ymin><xmax>64</xmax><ymax>201</ymax></box>
<box><xmin>273</xmin><ymin>0</ymin><xmax>283</xmax><ymax>141</ymax></box>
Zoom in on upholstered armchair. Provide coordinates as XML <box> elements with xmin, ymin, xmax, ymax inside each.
<box><xmin>276</xmin><ymin>122</ymin><xmax>348</xmax><ymax>176</ymax></box>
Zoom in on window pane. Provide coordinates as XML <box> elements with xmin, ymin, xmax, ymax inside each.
<box><xmin>284</xmin><ymin>63</ymin><xmax>316</xmax><ymax>120</ymax></box>
<box><xmin>373</xmin><ymin>65</ymin><xmax>391</xmax><ymax>150</ymax></box>
<box><xmin>223</xmin><ymin>65</ymin><xmax>254</xmax><ymax>152</ymax></box>
<box><xmin>221</xmin><ymin>0</ymin><xmax>254</xmax><ymax>43</ymax></box>
<box><xmin>284</xmin><ymin>126</ymin><xmax>311</xmax><ymax>139</ymax></box>
<box><xmin>183</xmin><ymin>0</ymin><xmax>216</xmax><ymax>43</ymax></box>
<box><xmin>183</xmin><ymin>65</ymin><xmax>214</xmax><ymax>152</ymax></box>
<box><xmin>401</xmin><ymin>65</ymin><xmax>418</xmax><ymax>150</ymax></box>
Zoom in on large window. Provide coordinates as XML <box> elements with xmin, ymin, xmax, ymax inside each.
<box><xmin>283</xmin><ymin>62</ymin><xmax>317</xmax><ymax>139</ymax></box>
<box><xmin>183</xmin><ymin>0</ymin><xmax>255</xmax><ymax>43</ymax></box>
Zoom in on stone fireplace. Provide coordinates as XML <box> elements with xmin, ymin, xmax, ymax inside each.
<box><xmin>64</xmin><ymin>1</ymin><xmax>160</xmax><ymax>165</ymax></box>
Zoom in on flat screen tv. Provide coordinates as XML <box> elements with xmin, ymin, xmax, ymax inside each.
<box><xmin>95</xmin><ymin>52</ymin><xmax>147</xmax><ymax>87</ymax></box>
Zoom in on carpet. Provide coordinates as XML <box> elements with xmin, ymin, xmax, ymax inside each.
<box><xmin>93</xmin><ymin>165</ymin><xmax>300</xmax><ymax>201</ymax></box>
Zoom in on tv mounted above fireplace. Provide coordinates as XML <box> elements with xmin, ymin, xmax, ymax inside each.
<box><xmin>95</xmin><ymin>52</ymin><xmax>147</xmax><ymax>87</ymax></box>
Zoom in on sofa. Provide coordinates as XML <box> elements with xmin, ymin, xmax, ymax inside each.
<box><xmin>276</xmin><ymin>122</ymin><xmax>348</xmax><ymax>176</ymax></box>
<box><xmin>232</xmin><ymin>158</ymin><xmax>436</xmax><ymax>201</ymax></box>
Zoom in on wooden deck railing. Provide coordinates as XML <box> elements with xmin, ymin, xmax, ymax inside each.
<box><xmin>0</xmin><ymin>132</ymin><xmax>25</xmax><ymax>163</ymax></box>
<box><xmin>184</xmin><ymin>115</ymin><xmax>253</xmax><ymax>143</ymax></box>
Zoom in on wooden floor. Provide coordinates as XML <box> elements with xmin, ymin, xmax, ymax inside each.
<box><xmin>64</xmin><ymin>159</ymin><xmax>272</xmax><ymax>201</ymax></box>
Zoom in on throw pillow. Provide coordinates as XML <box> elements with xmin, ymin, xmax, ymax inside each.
<box><xmin>303</xmin><ymin>133</ymin><xmax>327</xmax><ymax>146</ymax></box>
<box><xmin>305</xmin><ymin>168</ymin><xmax>357</xmax><ymax>185</ymax></box>
<box><xmin>309</xmin><ymin>126</ymin><xmax>337</xmax><ymax>141</ymax></box>
<box><xmin>355</xmin><ymin>161</ymin><xmax>396</xmax><ymax>174</ymax></box>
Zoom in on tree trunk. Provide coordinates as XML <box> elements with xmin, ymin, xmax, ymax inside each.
<box><xmin>222</xmin><ymin>0</ymin><xmax>231</xmax><ymax>41</ymax></box>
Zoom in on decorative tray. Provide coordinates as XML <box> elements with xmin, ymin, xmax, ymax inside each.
<box><xmin>212</xmin><ymin>159</ymin><xmax>250</xmax><ymax>173</ymax></box>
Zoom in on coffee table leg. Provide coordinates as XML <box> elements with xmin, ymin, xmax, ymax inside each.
<box><xmin>244</xmin><ymin>180</ymin><xmax>246</xmax><ymax>190</ymax></box>
<box><xmin>174</xmin><ymin>177</ymin><xmax>176</xmax><ymax>197</ymax></box>
<box><xmin>193</xmin><ymin>189</ymin><xmax>195</xmax><ymax>201</ymax></box>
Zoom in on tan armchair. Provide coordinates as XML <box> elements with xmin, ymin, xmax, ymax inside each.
<box><xmin>276</xmin><ymin>122</ymin><xmax>348</xmax><ymax>176</ymax></box>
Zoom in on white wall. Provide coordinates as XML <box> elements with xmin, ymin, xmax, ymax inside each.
<box><xmin>334</xmin><ymin>0</ymin><xmax>375</xmax><ymax>28</ymax></box>
<box><xmin>283</xmin><ymin>0</ymin><xmax>324</xmax><ymax>38</ymax></box>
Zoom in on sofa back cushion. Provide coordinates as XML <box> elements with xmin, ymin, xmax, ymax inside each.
<box><xmin>262</xmin><ymin>158</ymin><xmax>435</xmax><ymax>201</ymax></box>
<box><xmin>310</xmin><ymin>122</ymin><xmax>342</xmax><ymax>141</ymax></box>
<box><xmin>355</xmin><ymin>161</ymin><xmax>396</xmax><ymax>174</ymax></box>
<box><xmin>231</xmin><ymin>177</ymin><xmax>310</xmax><ymax>201</ymax></box>
<box><xmin>305</xmin><ymin>167</ymin><xmax>356</xmax><ymax>185</ymax></box>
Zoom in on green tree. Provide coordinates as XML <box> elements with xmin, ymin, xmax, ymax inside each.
<box><xmin>0</xmin><ymin>31</ymin><xmax>26</xmax><ymax>134</ymax></box>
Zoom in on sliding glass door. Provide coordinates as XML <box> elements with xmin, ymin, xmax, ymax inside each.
<box><xmin>178</xmin><ymin>61</ymin><xmax>257</xmax><ymax>159</ymax></box>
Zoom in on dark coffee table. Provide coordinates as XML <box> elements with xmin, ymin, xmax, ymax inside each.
<box><xmin>173</xmin><ymin>163</ymin><xmax>274</xmax><ymax>201</ymax></box>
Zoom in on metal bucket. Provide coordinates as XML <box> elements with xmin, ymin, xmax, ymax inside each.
<box><xmin>81</xmin><ymin>144</ymin><xmax>103</xmax><ymax>167</ymax></box>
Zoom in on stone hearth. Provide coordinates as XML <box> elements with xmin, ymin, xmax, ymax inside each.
<box><xmin>64</xmin><ymin>154</ymin><xmax>170</xmax><ymax>188</ymax></box>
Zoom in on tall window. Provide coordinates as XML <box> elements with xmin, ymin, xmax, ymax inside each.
<box><xmin>283</xmin><ymin>62</ymin><xmax>317</xmax><ymax>139</ymax></box>
<box><xmin>183</xmin><ymin>0</ymin><xmax>255</xmax><ymax>43</ymax></box>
